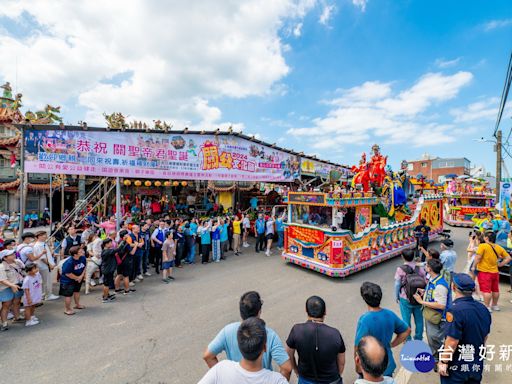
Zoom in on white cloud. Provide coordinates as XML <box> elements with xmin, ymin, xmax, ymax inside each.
<box><xmin>319</xmin><ymin>4</ymin><xmax>335</xmax><ymax>25</ymax></box>
<box><xmin>450</xmin><ymin>97</ymin><xmax>499</xmax><ymax>123</ymax></box>
<box><xmin>287</xmin><ymin>71</ymin><xmax>473</xmax><ymax>149</ymax></box>
<box><xmin>0</xmin><ymin>0</ymin><xmax>318</xmax><ymax>127</ymax></box>
<box><xmin>435</xmin><ymin>57</ymin><xmax>461</xmax><ymax>68</ymax></box>
<box><xmin>352</xmin><ymin>0</ymin><xmax>368</xmax><ymax>12</ymax></box>
<box><xmin>482</xmin><ymin>18</ymin><xmax>512</xmax><ymax>31</ymax></box>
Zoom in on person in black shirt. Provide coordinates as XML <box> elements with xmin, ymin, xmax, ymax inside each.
<box><xmin>414</xmin><ymin>219</ymin><xmax>430</xmax><ymax>262</ymax></box>
<box><xmin>100</xmin><ymin>238</ymin><xmax>119</xmax><ymax>303</ymax></box>
<box><xmin>173</xmin><ymin>226</ymin><xmax>185</xmax><ymax>268</ymax></box>
<box><xmin>286</xmin><ymin>296</ymin><xmax>346</xmax><ymax>384</ymax></box>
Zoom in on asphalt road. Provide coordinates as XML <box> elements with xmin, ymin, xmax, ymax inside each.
<box><xmin>1</xmin><ymin>227</ymin><xmax>511</xmax><ymax>384</ymax></box>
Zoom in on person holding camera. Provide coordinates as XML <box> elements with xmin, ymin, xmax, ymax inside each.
<box><xmin>413</xmin><ymin>259</ymin><xmax>449</xmax><ymax>362</ymax></box>
<box><xmin>414</xmin><ymin>219</ymin><xmax>430</xmax><ymax>262</ymax></box>
<box><xmin>114</xmin><ymin>230</ymin><xmax>137</xmax><ymax>295</ymax></box>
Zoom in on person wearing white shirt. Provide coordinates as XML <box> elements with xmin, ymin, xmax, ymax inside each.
<box><xmin>198</xmin><ymin>317</ymin><xmax>287</xmax><ymax>384</ymax></box>
<box><xmin>242</xmin><ymin>215</ymin><xmax>251</xmax><ymax>248</ymax></box>
<box><xmin>16</xmin><ymin>232</ymin><xmax>36</xmax><ymax>264</ymax></box>
<box><xmin>151</xmin><ymin>222</ymin><xmax>167</xmax><ymax>274</ymax></box>
<box><xmin>32</xmin><ymin>231</ymin><xmax>59</xmax><ymax>301</ymax></box>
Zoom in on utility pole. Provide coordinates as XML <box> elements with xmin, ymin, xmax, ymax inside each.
<box><xmin>496</xmin><ymin>130</ymin><xmax>502</xmax><ymax>197</ymax></box>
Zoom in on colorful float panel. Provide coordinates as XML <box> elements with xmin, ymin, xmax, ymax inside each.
<box><xmin>282</xmin><ymin>194</ymin><xmax>444</xmax><ymax>277</ymax></box>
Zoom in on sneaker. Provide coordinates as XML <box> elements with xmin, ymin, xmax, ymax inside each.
<box><xmin>129</xmin><ymin>282</ymin><xmax>135</xmax><ymax>287</ymax></box>
<box><xmin>137</xmin><ymin>274</ymin><xmax>144</xmax><ymax>280</ymax></box>
<box><xmin>491</xmin><ymin>306</ymin><xmax>500</xmax><ymax>311</ymax></box>
<box><xmin>32</xmin><ymin>316</ymin><xmax>39</xmax><ymax>322</ymax></box>
<box><xmin>25</xmin><ymin>319</ymin><xmax>39</xmax><ymax>327</ymax></box>
<box><xmin>90</xmin><ymin>280</ymin><xmax>97</xmax><ymax>287</ymax></box>
<box><xmin>215</xmin><ymin>260</ymin><xmax>220</xmax><ymax>263</ymax></box>
<box><xmin>265</xmin><ymin>251</ymin><xmax>271</xmax><ymax>257</ymax></box>
<box><xmin>108</xmin><ymin>295</ymin><xmax>116</xmax><ymax>301</ymax></box>
<box><xmin>98</xmin><ymin>277</ymin><xmax>104</xmax><ymax>284</ymax></box>
<box><xmin>46</xmin><ymin>294</ymin><xmax>60</xmax><ymax>301</ymax></box>
<box><xmin>133</xmin><ymin>278</ymin><xmax>141</xmax><ymax>283</ymax></box>
<box><xmin>7</xmin><ymin>312</ymin><xmax>14</xmax><ymax>320</ymax></box>
<box><xmin>487</xmin><ymin>307</ymin><xmax>493</xmax><ymax>313</ymax></box>
<box><xmin>0</xmin><ymin>322</ymin><xmax>8</xmax><ymax>331</ymax></box>
<box><xmin>168</xmin><ymin>276</ymin><xmax>175</xmax><ymax>280</ymax></box>
<box><xmin>123</xmin><ymin>290</ymin><xmax>131</xmax><ymax>295</ymax></box>
<box><xmin>102</xmin><ymin>297</ymin><xmax>111</xmax><ymax>303</ymax></box>
<box><xmin>162</xmin><ymin>278</ymin><xmax>170</xmax><ymax>284</ymax></box>
<box><xmin>243</xmin><ymin>243</ymin><xmax>249</xmax><ymax>247</ymax></box>
<box><xmin>115</xmin><ymin>289</ymin><xmax>123</xmax><ymax>293</ymax></box>
<box><xmin>144</xmin><ymin>272</ymin><xmax>152</xmax><ymax>277</ymax></box>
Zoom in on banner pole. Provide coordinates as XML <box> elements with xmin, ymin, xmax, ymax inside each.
<box><xmin>17</xmin><ymin>124</ymin><xmax>25</xmax><ymax>242</ymax></box>
<box><xmin>49</xmin><ymin>173</ymin><xmax>53</xmax><ymax>229</ymax></box>
<box><xmin>116</xmin><ymin>177</ymin><xmax>121</xmax><ymax>231</ymax></box>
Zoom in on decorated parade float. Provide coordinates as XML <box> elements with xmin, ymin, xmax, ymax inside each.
<box><xmin>443</xmin><ymin>177</ymin><xmax>495</xmax><ymax>227</ymax></box>
<box><xmin>282</xmin><ymin>145</ymin><xmax>444</xmax><ymax>277</ymax></box>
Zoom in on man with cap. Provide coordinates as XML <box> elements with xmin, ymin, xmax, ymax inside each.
<box><xmin>2</xmin><ymin>239</ymin><xmax>17</xmax><ymax>252</ymax></box>
<box><xmin>16</xmin><ymin>232</ymin><xmax>35</xmax><ymax>264</ymax></box>
<box><xmin>438</xmin><ymin>273</ymin><xmax>491</xmax><ymax>383</ymax></box>
<box><xmin>440</xmin><ymin>239</ymin><xmax>457</xmax><ymax>273</ymax></box>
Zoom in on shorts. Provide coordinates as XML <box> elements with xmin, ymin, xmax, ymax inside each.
<box><xmin>103</xmin><ymin>272</ymin><xmax>115</xmax><ymax>289</ymax></box>
<box><xmin>14</xmin><ymin>289</ymin><xmax>24</xmax><ymax>299</ymax></box>
<box><xmin>0</xmin><ymin>287</ymin><xmax>14</xmax><ymax>302</ymax></box>
<box><xmin>477</xmin><ymin>271</ymin><xmax>500</xmax><ymax>293</ymax></box>
<box><xmin>59</xmin><ymin>281</ymin><xmax>83</xmax><ymax>297</ymax></box>
<box><xmin>117</xmin><ymin>261</ymin><xmax>132</xmax><ymax>277</ymax></box>
<box><xmin>266</xmin><ymin>233</ymin><xmax>274</xmax><ymax>240</ymax></box>
<box><xmin>162</xmin><ymin>260</ymin><xmax>175</xmax><ymax>270</ymax></box>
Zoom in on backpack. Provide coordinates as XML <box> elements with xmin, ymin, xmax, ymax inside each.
<box><xmin>400</xmin><ymin>265</ymin><xmax>426</xmax><ymax>305</ymax></box>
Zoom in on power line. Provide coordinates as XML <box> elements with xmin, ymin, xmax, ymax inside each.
<box><xmin>495</xmin><ymin>51</ymin><xmax>512</xmax><ymax>138</ymax></box>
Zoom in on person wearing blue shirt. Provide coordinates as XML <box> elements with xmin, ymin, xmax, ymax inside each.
<box><xmin>275</xmin><ymin>212</ymin><xmax>286</xmax><ymax>250</ymax></box>
<box><xmin>59</xmin><ymin>246</ymin><xmax>87</xmax><ymax>316</ymax></box>
<box><xmin>438</xmin><ymin>273</ymin><xmax>491</xmax><ymax>383</ymax></box>
<box><xmin>203</xmin><ymin>291</ymin><xmax>292</xmax><ymax>381</ymax></box>
<box><xmin>184</xmin><ymin>222</ymin><xmax>196</xmax><ymax>264</ymax></box>
<box><xmin>355</xmin><ymin>282</ymin><xmax>410</xmax><ymax>377</ymax></box>
<box><xmin>255</xmin><ymin>214</ymin><xmax>266</xmax><ymax>253</ymax></box>
<box><xmin>199</xmin><ymin>221</ymin><xmax>211</xmax><ymax>264</ymax></box>
<box><xmin>250</xmin><ymin>196</ymin><xmax>258</xmax><ymax>211</ymax></box>
<box><xmin>439</xmin><ymin>239</ymin><xmax>457</xmax><ymax>273</ymax></box>
<box><xmin>219</xmin><ymin>220</ymin><xmax>229</xmax><ymax>259</ymax></box>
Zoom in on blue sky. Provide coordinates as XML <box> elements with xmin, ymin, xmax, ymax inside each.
<box><xmin>1</xmin><ymin>1</ymin><xmax>511</xmax><ymax>174</ymax></box>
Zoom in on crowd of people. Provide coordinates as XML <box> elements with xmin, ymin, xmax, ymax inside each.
<box><xmin>0</xmin><ymin>209</ymin><xmax>286</xmax><ymax>324</ymax></box>
<box><xmin>1</xmin><ymin>206</ymin><xmax>511</xmax><ymax>383</ymax></box>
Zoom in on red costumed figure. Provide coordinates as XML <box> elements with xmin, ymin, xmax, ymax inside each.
<box><xmin>369</xmin><ymin>144</ymin><xmax>387</xmax><ymax>187</ymax></box>
<box><xmin>351</xmin><ymin>153</ymin><xmax>371</xmax><ymax>192</ymax></box>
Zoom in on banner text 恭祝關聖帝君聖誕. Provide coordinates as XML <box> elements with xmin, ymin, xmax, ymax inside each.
<box><xmin>23</xmin><ymin>129</ymin><xmax>302</xmax><ymax>182</ymax></box>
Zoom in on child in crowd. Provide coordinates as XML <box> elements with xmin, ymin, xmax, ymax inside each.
<box><xmin>22</xmin><ymin>263</ymin><xmax>43</xmax><ymax>327</ymax></box>
<box><xmin>161</xmin><ymin>231</ymin><xmax>175</xmax><ymax>283</ymax></box>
